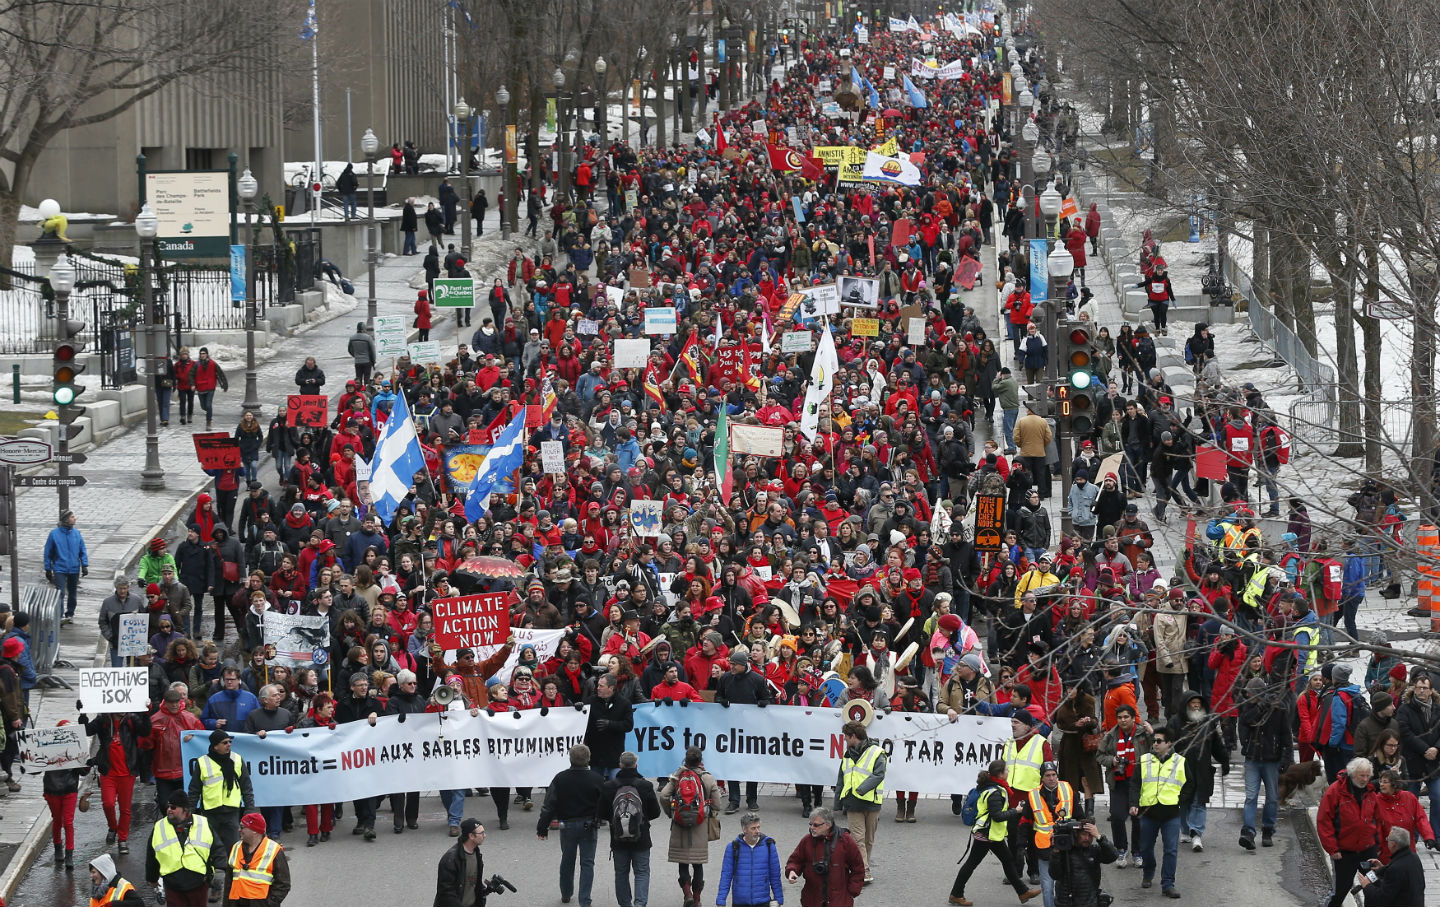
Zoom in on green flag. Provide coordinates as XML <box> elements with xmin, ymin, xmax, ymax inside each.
<box><xmin>714</xmin><ymin>406</ymin><xmax>733</xmax><ymax>505</ymax></box>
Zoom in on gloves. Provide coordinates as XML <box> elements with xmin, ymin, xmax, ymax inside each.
<box><xmin>45</xmin><ymin>570</ymin><xmax>54</xmax><ymax>583</ymax></box>
<box><xmin>594</xmin><ymin>719</ymin><xmax>610</xmax><ymax>731</ymax></box>
<box><xmin>1426</xmin><ymin>839</ymin><xmax>1439</xmax><ymax>852</ymax></box>
<box><xmin>82</xmin><ymin>566</ymin><xmax>89</xmax><ymax>577</ymax></box>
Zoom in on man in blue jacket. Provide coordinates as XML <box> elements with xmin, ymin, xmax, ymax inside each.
<box><xmin>43</xmin><ymin>509</ymin><xmax>88</xmax><ymax>623</ymax></box>
<box><xmin>715</xmin><ymin>812</ymin><xmax>784</xmax><ymax>907</ymax></box>
<box><xmin>199</xmin><ymin>667</ymin><xmax>260</xmax><ymax>730</ymax></box>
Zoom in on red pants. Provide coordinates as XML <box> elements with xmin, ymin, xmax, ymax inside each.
<box><xmin>101</xmin><ymin>772</ymin><xmax>136</xmax><ymax>841</ymax></box>
<box><xmin>45</xmin><ymin>792</ymin><xmax>77</xmax><ymax>850</ymax></box>
<box><xmin>305</xmin><ymin>803</ymin><xmax>335</xmax><ymax>835</ymax></box>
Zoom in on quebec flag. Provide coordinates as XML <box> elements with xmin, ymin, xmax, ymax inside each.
<box><xmin>369</xmin><ymin>392</ymin><xmax>427</xmax><ymax>526</ymax></box>
<box><xmin>465</xmin><ymin>409</ymin><xmax>527</xmax><ymax>521</ymax></box>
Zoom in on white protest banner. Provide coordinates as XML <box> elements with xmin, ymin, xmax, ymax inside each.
<box><xmin>117</xmin><ymin>612</ymin><xmax>150</xmax><ymax>657</ymax></box>
<box><xmin>752</xmin><ymin>119</ymin><xmax>767</xmax><ymax>136</ymax></box>
<box><xmin>408</xmin><ymin>341</ymin><xmax>442</xmax><ymax>363</ymax></box>
<box><xmin>576</xmin><ymin>318</ymin><xmax>599</xmax><ymax>335</ymax></box>
<box><xmin>78</xmin><ymin>667</ymin><xmax>148</xmax><ymax>714</ymax></box>
<box><xmin>729</xmin><ymin>423</ymin><xmax>786</xmax><ymax>457</ymax></box>
<box><xmin>17</xmin><ymin>725</ymin><xmax>89</xmax><ymax>772</ymax></box>
<box><xmin>263</xmin><ymin>612</ymin><xmax>331</xmax><ymax>666</ymax></box>
<box><xmin>628</xmin><ymin>499</ymin><xmax>663</xmax><ymax>537</ymax></box>
<box><xmin>629</xmin><ymin>703</ymin><xmax>1010</xmax><ymax>792</ymax></box>
<box><xmin>474</xmin><ymin>627</ymin><xmax>567</xmax><ymax>678</ymax></box>
<box><xmin>781</xmin><ymin>331</ymin><xmax>814</xmax><ymax>354</ymax></box>
<box><xmin>432</xmin><ymin>592</ymin><xmax>511</xmax><ymax>650</ymax></box>
<box><xmin>883</xmin><ymin>65</ymin><xmax>896</xmax><ymax>80</ymax></box>
<box><xmin>798</xmin><ymin>283</ymin><xmax>840</xmax><ymax>320</ymax></box>
<box><xmin>643</xmin><ymin>306</ymin><xmax>677</xmax><ymax>335</ymax></box>
<box><xmin>604</xmin><ymin>285</ymin><xmax>625</xmax><ymax>307</ymax></box>
<box><xmin>540</xmin><ymin>440</ymin><xmax>565</xmax><ymax>474</ymax></box>
<box><xmin>908</xmin><ymin>316</ymin><xmax>927</xmax><ymax>345</ymax></box>
<box><xmin>613</xmin><ymin>338</ymin><xmax>650</xmax><ymax>369</ymax></box>
<box><xmin>374</xmin><ymin>315</ymin><xmax>408</xmax><ymax>359</ymax></box>
<box><xmin>180</xmin><ymin>707</ymin><xmax>590</xmax><ymax>806</ymax></box>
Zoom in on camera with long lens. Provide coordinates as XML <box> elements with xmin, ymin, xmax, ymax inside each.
<box><xmin>484</xmin><ymin>875</ymin><xmax>518</xmax><ymax>896</ymax></box>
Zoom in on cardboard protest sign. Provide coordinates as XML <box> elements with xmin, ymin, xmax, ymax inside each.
<box><xmin>540</xmin><ymin>440</ymin><xmax>565</xmax><ymax>474</ymax></box>
<box><xmin>78</xmin><ymin>668</ymin><xmax>148</xmax><ymax>713</ymax></box>
<box><xmin>192</xmin><ymin>433</ymin><xmax>241</xmax><ymax>470</ymax></box>
<box><xmin>286</xmin><ymin>395</ymin><xmax>328</xmax><ymax>428</ymax></box>
<box><xmin>117</xmin><ymin>613</ymin><xmax>150</xmax><ymax>658</ymax></box>
<box><xmin>17</xmin><ymin>725</ymin><xmax>89</xmax><ymax>773</ymax></box>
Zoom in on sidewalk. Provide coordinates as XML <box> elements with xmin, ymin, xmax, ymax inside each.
<box><xmin>0</xmin><ymin>202</ymin><xmax>532</xmax><ymax>899</ymax></box>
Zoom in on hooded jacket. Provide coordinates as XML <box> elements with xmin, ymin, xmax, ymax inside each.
<box><xmin>43</xmin><ymin>519</ymin><xmax>88</xmax><ymax>573</ymax></box>
<box><xmin>1317</xmin><ymin>770</ymin><xmax>1381</xmax><ymax>854</ymax></box>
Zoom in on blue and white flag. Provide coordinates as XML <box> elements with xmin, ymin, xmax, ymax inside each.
<box><xmin>369</xmin><ymin>392</ymin><xmax>427</xmax><ymax>526</ymax></box>
<box><xmin>465</xmin><ymin>409</ymin><xmax>527</xmax><ymax>521</ymax></box>
<box><xmin>298</xmin><ymin>0</ymin><xmax>318</xmax><ymax>42</ymax></box>
<box><xmin>903</xmin><ymin>74</ymin><xmax>929</xmax><ymax>109</ymax></box>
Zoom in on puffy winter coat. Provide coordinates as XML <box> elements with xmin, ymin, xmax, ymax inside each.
<box><xmin>1362</xmin><ymin>788</ymin><xmax>1435</xmax><ymax>863</ymax></box>
<box><xmin>1206</xmin><ymin>641</ymin><xmax>1247</xmax><ymax>717</ymax></box>
<box><xmin>715</xmin><ymin>833</ymin><xmax>785</xmax><ymax>906</ymax></box>
<box><xmin>1317</xmin><ymin>772</ymin><xmax>1381</xmax><ymax>855</ymax></box>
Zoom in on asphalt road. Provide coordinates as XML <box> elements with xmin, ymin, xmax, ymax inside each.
<box><xmin>12</xmin><ymin>785</ymin><xmax>1329</xmax><ymax>907</ymax></box>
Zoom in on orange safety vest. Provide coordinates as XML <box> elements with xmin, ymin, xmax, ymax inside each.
<box><xmin>91</xmin><ymin>878</ymin><xmax>136</xmax><ymax>906</ymax></box>
<box><xmin>227</xmin><ymin>838</ymin><xmax>281</xmax><ymax>900</ymax></box>
<box><xmin>1028</xmin><ymin>782</ymin><xmax>1075</xmax><ymax>849</ymax></box>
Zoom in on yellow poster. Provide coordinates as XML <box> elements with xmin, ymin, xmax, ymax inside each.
<box><xmin>871</xmin><ymin>137</ymin><xmax>899</xmax><ymax>157</ymax></box>
<box><xmin>1002</xmin><ymin>73</ymin><xmax>1012</xmax><ymax>106</ymax></box>
<box><xmin>835</xmin><ymin>147</ymin><xmax>870</xmax><ymax>182</ymax></box>
<box><xmin>852</xmin><ymin>317</ymin><xmax>880</xmax><ymax>337</ymax></box>
<box><xmin>505</xmin><ymin>125</ymin><xmax>517</xmax><ymax>164</ymax></box>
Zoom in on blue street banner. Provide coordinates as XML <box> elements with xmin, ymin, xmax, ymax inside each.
<box><xmin>230</xmin><ymin>244</ymin><xmax>245</xmax><ymax>304</ymax></box>
<box><xmin>1029</xmin><ymin>238</ymin><xmax>1049</xmax><ymax>303</ymax></box>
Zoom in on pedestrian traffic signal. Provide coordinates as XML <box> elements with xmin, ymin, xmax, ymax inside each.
<box><xmin>1061</xmin><ymin>322</ymin><xmax>1096</xmax><ymax>434</ymax></box>
<box><xmin>53</xmin><ymin>324</ymin><xmax>86</xmax><ymax>408</ymax></box>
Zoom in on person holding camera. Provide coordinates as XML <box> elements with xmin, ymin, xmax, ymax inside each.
<box><xmin>784</xmin><ymin>807</ymin><xmax>865</xmax><ymax>907</ymax></box>
<box><xmin>1048</xmin><ymin>821</ymin><xmax>1119</xmax><ymax>907</ymax></box>
<box><xmin>1128</xmin><ymin>727</ymin><xmax>1191</xmax><ymax>899</ymax></box>
<box><xmin>1024</xmin><ymin>761</ymin><xmax>1077</xmax><ymax>907</ymax></box>
<box><xmin>1352</xmin><ymin>826</ymin><xmax>1426</xmax><ymax>907</ymax></box>
<box><xmin>948</xmin><ymin>760</ymin><xmax>1041</xmax><ymax>905</ymax></box>
<box><xmin>1096</xmin><ymin>704</ymin><xmax>1152</xmax><ymax>867</ymax></box>
<box><xmin>435</xmin><ymin>819</ymin><xmax>489</xmax><ymax>907</ymax></box>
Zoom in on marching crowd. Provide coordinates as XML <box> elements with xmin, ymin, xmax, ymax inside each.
<box><xmin>2</xmin><ymin>8</ymin><xmax>1434</xmax><ymax>907</ymax></box>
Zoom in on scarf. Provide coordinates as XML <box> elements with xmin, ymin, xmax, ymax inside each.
<box><xmin>209</xmin><ymin>744</ymin><xmax>240</xmax><ymax>792</ymax></box>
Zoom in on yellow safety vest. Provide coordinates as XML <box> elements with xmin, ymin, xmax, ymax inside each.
<box><xmin>975</xmin><ymin>786</ymin><xmax>1009</xmax><ymax>842</ymax></box>
<box><xmin>90</xmin><ymin>878</ymin><xmax>136</xmax><ymax>907</ymax></box>
<box><xmin>1241</xmin><ymin>570</ymin><xmax>1270</xmax><ymax>610</ymax></box>
<box><xmin>197</xmin><ymin>754</ymin><xmax>245</xmax><ymax>810</ymax></box>
<box><xmin>1292</xmin><ymin>624</ymin><xmax>1320</xmax><ymax>674</ymax></box>
<box><xmin>151</xmin><ymin>814</ymin><xmax>214</xmax><ymax>877</ymax></box>
<box><xmin>228</xmin><ymin>838</ymin><xmax>281</xmax><ymax>900</ymax></box>
<box><xmin>839</xmin><ymin>743</ymin><xmax>886</xmax><ymax>805</ymax></box>
<box><xmin>1138</xmin><ymin>753</ymin><xmax>1187</xmax><ymax>807</ymax></box>
<box><xmin>1003</xmin><ymin>734</ymin><xmax>1047</xmax><ymax>792</ymax></box>
<box><xmin>1028</xmin><ymin>782</ymin><xmax>1076</xmax><ymax>848</ymax></box>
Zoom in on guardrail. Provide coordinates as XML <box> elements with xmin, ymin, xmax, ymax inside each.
<box><xmin>21</xmin><ymin>582</ymin><xmax>72</xmax><ymax>689</ymax></box>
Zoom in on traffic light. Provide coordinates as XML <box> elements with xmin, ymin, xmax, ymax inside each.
<box><xmin>53</xmin><ymin>320</ymin><xmax>86</xmax><ymax>410</ymax></box>
<box><xmin>1060</xmin><ymin>322</ymin><xmax>1096</xmax><ymax>434</ymax></box>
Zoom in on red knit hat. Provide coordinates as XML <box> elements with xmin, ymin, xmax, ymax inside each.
<box><xmin>1389</xmin><ymin>663</ymin><xmax>1409</xmax><ymax>682</ymax></box>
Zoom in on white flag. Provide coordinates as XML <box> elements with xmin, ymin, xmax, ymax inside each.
<box><xmin>799</xmin><ymin>323</ymin><xmax>838</xmax><ymax>443</ymax></box>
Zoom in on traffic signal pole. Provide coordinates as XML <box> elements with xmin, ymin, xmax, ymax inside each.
<box><xmin>53</xmin><ymin>283</ymin><xmax>75</xmax><ymax>514</ymax></box>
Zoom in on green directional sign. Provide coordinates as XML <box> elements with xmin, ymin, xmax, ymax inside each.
<box><xmin>433</xmin><ymin>277</ymin><xmax>475</xmax><ymax>308</ymax></box>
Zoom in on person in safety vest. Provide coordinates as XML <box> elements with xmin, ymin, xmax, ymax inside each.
<box><xmin>1003</xmin><ymin>710</ymin><xmax>1054</xmax><ymax>884</ymax></box>
<box><xmin>88</xmin><ymin>853</ymin><xmax>145</xmax><ymax>906</ymax></box>
<box><xmin>224</xmin><ymin>811</ymin><xmax>290</xmax><ymax>907</ymax></box>
<box><xmin>187</xmin><ymin>729</ymin><xmax>253</xmax><ymax>899</ymax></box>
<box><xmin>1023</xmin><ymin>761</ymin><xmax>1077</xmax><ymax>907</ymax></box>
<box><xmin>1126</xmin><ymin>727</ymin><xmax>1192</xmax><ymax>899</ymax></box>
<box><xmin>145</xmin><ymin>790</ymin><xmax>214</xmax><ymax>907</ymax></box>
<box><xmin>948</xmin><ymin>759</ymin><xmax>1042</xmax><ymax>905</ymax></box>
<box><xmin>834</xmin><ymin>720</ymin><xmax>886</xmax><ymax>884</ymax></box>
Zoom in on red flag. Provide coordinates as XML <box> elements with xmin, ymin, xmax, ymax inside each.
<box><xmin>670</xmin><ymin>330</ymin><xmax>703</xmax><ymax>385</ymax></box>
<box><xmin>715</xmin><ymin>125</ymin><xmax>727</xmax><ymax>155</ymax></box>
<box><xmin>799</xmin><ymin>154</ymin><xmax>825</xmax><ymax>181</ymax></box>
<box><xmin>767</xmin><ymin>143</ymin><xmax>823</xmax><ymax>181</ymax></box>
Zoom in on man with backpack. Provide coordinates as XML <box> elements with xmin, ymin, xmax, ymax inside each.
<box><xmin>596</xmin><ymin>751</ymin><xmax>663</xmax><ymax>907</ymax></box>
<box><xmin>716</xmin><ymin>812</ymin><xmax>785</xmax><ymax>907</ymax></box>
<box><xmin>1315</xmin><ymin>664</ymin><xmax>1369</xmax><ymax>782</ymax></box>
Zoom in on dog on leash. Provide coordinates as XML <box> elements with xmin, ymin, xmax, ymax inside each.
<box><xmin>1278</xmin><ymin>760</ymin><xmax>1324</xmax><ymax>804</ymax></box>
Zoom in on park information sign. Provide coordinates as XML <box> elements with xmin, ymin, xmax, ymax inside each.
<box><xmin>146</xmin><ymin>170</ymin><xmax>231</xmax><ymax>259</ymax></box>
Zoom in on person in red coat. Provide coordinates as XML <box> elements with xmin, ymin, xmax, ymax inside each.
<box><xmin>1362</xmin><ymin>769</ymin><xmax>1437</xmax><ymax>864</ymax></box>
<box><xmin>1084</xmin><ymin>202</ymin><xmax>1101</xmax><ymax>254</ymax></box>
<box><xmin>192</xmin><ymin>347</ymin><xmax>227</xmax><ymax>429</ymax></box>
<box><xmin>413</xmin><ymin>290</ymin><xmax>433</xmax><ymax>341</ymax></box>
<box><xmin>1317</xmin><ymin>761</ymin><xmax>1381</xmax><ymax>907</ymax></box>
<box><xmin>784</xmin><ymin>807</ymin><xmax>865</xmax><ymax>907</ymax></box>
<box><xmin>1064</xmin><ymin>221</ymin><xmax>1089</xmax><ymax>288</ymax></box>
<box><xmin>1206</xmin><ymin>627</ymin><xmax>1247</xmax><ymax>748</ymax></box>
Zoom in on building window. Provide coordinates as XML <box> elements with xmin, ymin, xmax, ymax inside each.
<box><xmin>185</xmin><ymin>147</ymin><xmax>215</xmax><ymax>171</ymax></box>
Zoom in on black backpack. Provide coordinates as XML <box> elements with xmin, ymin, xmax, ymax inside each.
<box><xmin>610</xmin><ymin>785</ymin><xmax>646</xmax><ymax>844</ymax></box>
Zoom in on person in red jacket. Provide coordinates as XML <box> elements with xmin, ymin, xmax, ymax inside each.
<box><xmin>413</xmin><ymin>289</ymin><xmax>433</xmax><ymax>341</ymax></box>
<box><xmin>1085</xmin><ymin>203</ymin><xmax>1102</xmax><ymax>255</ymax></box>
<box><xmin>192</xmin><ymin>346</ymin><xmax>227</xmax><ymax>429</ymax></box>
<box><xmin>172</xmin><ymin>347</ymin><xmax>197</xmax><ymax>425</ymax></box>
<box><xmin>784</xmin><ymin>807</ymin><xmax>866</xmax><ymax>907</ymax></box>
<box><xmin>649</xmin><ymin>662</ymin><xmax>705</xmax><ymax>702</ymax></box>
<box><xmin>684</xmin><ymin>631</ymin><xmax>730</xmax><ymax>690</ymax></box>
<box><xmin>1206</xmin><ymin>628</ymin><xmax>1247</xmax><ymax>749</ymax></box>
<box><xmin>1362</xmin><ymin>769</ymin><xmax>1437</xmax><ymax>864</ymax></box>
<box><xmin>1221</xmin><ymin>406</ymin><xmax>1255</xmax><ymax>499</ymax></box>
<box><xmin>1064</xmin><ymin>220</ymin><xmax>1089</xmax><ymax>288</ymax></box>
<box><xmin>1317</xmin><ymin>760</ymin><xmax>1381</xmax><ymax>907</ymax></box>
<box><xmin>142</xmin><ymin>687</ymin><xmax>205</xmax><ymax>812</ymax></box>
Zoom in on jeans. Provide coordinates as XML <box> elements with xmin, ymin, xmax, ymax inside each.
<box><xmin>1107</xmin><ymin>779</ymin><xmax>1140</xmax><ymax>852</ymax></box>
<box><xmin>612</xmin><ymin>847</ymin><xmax>651</xmax><ymax>907</ymax></box>
<box><xmin>55</xmin><ymin>572</ymin><xmax>79</xmax><ymax>617</ymax></box>
<box><xmin>726</xmin><ymin>780</ymin><xmax>758</xmax><ymax>807</ymax></box>
<box><xmin>198</xmin><ymin>390</ymin><xmax>215</xmax><ymax>423</ymax></box>
<box><xmin>242</xmin><ymin>459</ymin><xmax>259</xmax><ymax>483</ymax></box>
<box><xmin>273</xmin><ymin>450</ymin><xmax>292</xmax><ymax>483</ymax></box>
<box><xmin>1137</xmin><ymin>813</ymin><xmax>1180</xmax><ymax>889</ymax></box>
<box><xmin>157</xmin><ymin>386</ymin><xmax>172</xmax><ymax>423</ymax></box>
<box><xmin>559</xmin><ymin>820</ymin><xmax>598</xmax><ymax>905</ymax></box>
<box><xmin>403</xmin><ymin>230</ymin><xmax>418</xmax><ymax>255</ymax></box>
<box><xmin>109</xmin><ymin>645</ymin><xmax>124</xmax><ymax>668</ymax></box>
<box><xmin>261</xmin><ymin>805</ymin><xmax>285</xmax><ymax>836</ymax></box>
<box><xmin>1037</xmin><ymin>855</ymin><xmax>1055</xmax><ymax>907</ymax></box>
<box><xmin>342</xmin><ymin>193</ymin><xmax>358</xmax><ymax>218</ymax></box>
<box><xmin>592</xmin><ymin>766</ymin><xmax>620</xmax><ymax>781</ymax></box>
<box><xmin>179</xmin><ymin>389</ymin><xmax>195</xmax><ymax>422</ymax></box>
<box><xmin>1183</xmin><ymin>800</ymin><xmax>1207</xmax><ymax>836</ymax></box>
<box><xmin>440</xmin><ymin>789</ymin><xmax>466</xmax><ymax>827</ymax></box>
<box><xmin>1256</xmin><ymin>464</ymin><xmax>1280</xmax><ymax>511</ymax></box>
<box><xmin>1002</xmin><ymin>408</ymin><xmax>1019</xmax><ymax>451</ymax></box>
<box><xmin>1340</xmin><ymin>596</ymin><xmax>1363</xmax><ymax>641</ymax></box>
<box><xmin>1243</xmin><ymin>761</ymin><xmax>1279</xmax><ymax>835</ymax></box>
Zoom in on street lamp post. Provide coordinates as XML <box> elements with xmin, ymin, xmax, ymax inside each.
<box><xmin>454</xmin><ymin>99</ymin><xmax>472</xmax><ymax>262</ymax></box>
<box><xmin>133</xmin><ymin>207</ymin><xmax>165</xmax><ymax>492</ymax></box>
<box><xmin>1047</xmin><ymin>244</ymin><xmax>1076</xmax><ymax>535</ymax></box>
<box><xmin>554</xmin><ymin>67</ymin><xmax>569</xmax><ymax>199</ymax></box>
<box><xmin>361</xmin><ymin>127</ymin><xmax>380</xmax><ymax>327</ymax></box>
<box><xmin>497</xmin><ymin>85</ymin><xmax>514</xmax><ymax>239</ymax></box>
<box><xmin>236</xmin><ymin>171</ymin><xmax>261</xmax><ymax>414</ymax></box>
<box><xmin>594</xmin><ymin>57</ymin><xmax>608</xmax><ymax>143</ymax></box>
<box><xmin>1039</xmin><ymin>184</ymin><xmax>1063</xmax><ymax>241</ymax></box>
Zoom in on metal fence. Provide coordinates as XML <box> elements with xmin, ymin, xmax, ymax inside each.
<box><xmin>22</xmin><ymin>583</ymin><xmax>70</xmax><ymax>688</ymax></box>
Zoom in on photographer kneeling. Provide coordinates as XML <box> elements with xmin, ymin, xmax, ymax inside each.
<box><xmin>1048</xmin><ymin>820</ymin><xmax>1118</xmax><ymax>907</ymax></box>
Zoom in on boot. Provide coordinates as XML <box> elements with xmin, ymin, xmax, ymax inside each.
<box><xmin>65</xmin><ymin>851</ymin><xmax>74</xmax><ymax>871</ymax></box>
<box><xmin>53</xmin><ymin>842</ymin><xmax>63</xmax><ymax>867</ymax></box>
<box><xmin>692</xmin><ymin>881</ymin><xmax>704</xmax><ymax>907</ymax></box>
<box><xmin>906</xmin><ymin>799</ymin><xmax>917</xmax><ymax>822</ymax></box>
<box><xmin>894</xmin><ymin>800</ymin><xmax>907</xmax><ymax>822</ymax></box>
<box><xmin>680</xmin><ymin>880</ymin><xmax>693</xmax><ymax>907</ymax></box>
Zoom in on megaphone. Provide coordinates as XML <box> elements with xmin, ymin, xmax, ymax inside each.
<box><xmin>430</xmin><ymin>685</ymin><xmax>458</xmax><ymax>708</ymax></box>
